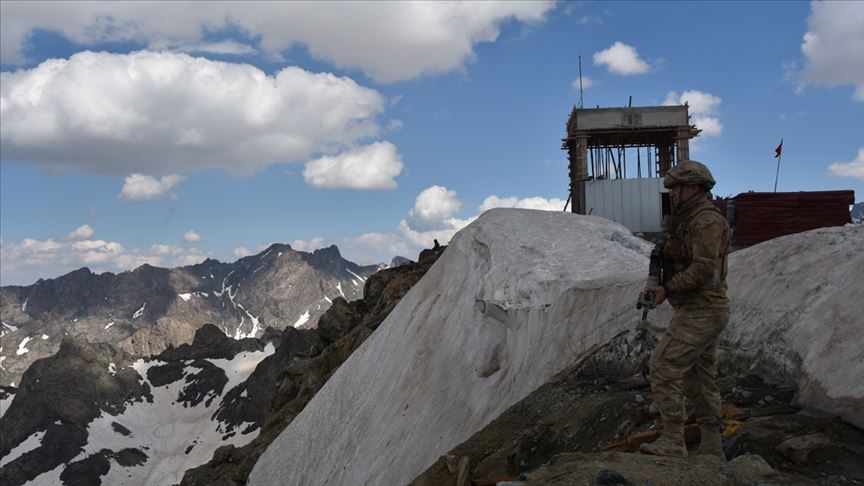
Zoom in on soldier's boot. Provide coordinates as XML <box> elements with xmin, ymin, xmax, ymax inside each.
<box><xmin>695</xmin><ymin>425</ymin><xmax>725</xmax><ymax>460</ymax></box>
<box><xmin>639</xmin><ymin>422</ymin><xmax>687</xmax><ymax>458</ymax></box>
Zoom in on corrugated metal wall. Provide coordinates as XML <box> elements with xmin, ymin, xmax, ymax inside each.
<box><xmin>584</xmin><ymin>178</ymin><xmax>666</xmax><ymax>233</ymax></box>
<box><xmin>732</xmin><ymin>191</ymin><xmax>854</xmax><ymax>246</ymax></box>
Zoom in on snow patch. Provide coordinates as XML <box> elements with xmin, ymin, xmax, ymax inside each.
<box><xmin>16</xmin><ymin>336</ymin><xmax>33</xmax><ymax>355</ymax></box>
<box><xmin>22</xmin><ymin>462</ymin><xmax>64</xmax><ymax>486</ymax></box>
<box><xmin>1</xmin><ymin>322</ymin><xmax>19</xmax><ymax>336</ymax></box>
<box><xmin>335</xmin><ymin>282</ymin><xmax>345</xmax><ymax>298</ymax></box>
<box><xmin>41</xmin><ymin>334</ymin><xmax>49</xmax><ymax>340</ymax></box>
<box><xmin>347</xmin><ymin>269</ymin><xmax>366</xmax><ymax>282</ymax></box>
<box><xmin>105</xmin><ymin>321</ymin><xmax>115</xmax><ymax>330</ymax></box>
<box><xmin>249</xmin><ymin>209</ymin><xmax>652</xmax><ymax>486</ymax></box>
<box><xmin>292</xmin><ymin>310</ymin><xmax>310</xmax><ymax>329</ymax></box>
<box><xmin>178</xmin><ymin>293</ymin><xmax>192</xmax><ymax>302</ymax></box>
<box><xmin>108</xmin><ymin>363</ymin><xmax>117</xmax><ymax>376</ymax></box>
<box><xmin>132</xmin><ymin>302</ymin><xmax>147</xmax><ymax>319</ymax></box>
<box><xmin>71</xmin><ymin>345</ymin><xmax>274</xmax><ymax>486</ymax></box>
<box><xmin>0</xmin><ymin>390</ymin><xmax>11</xmax><ymax>417</ymax></box>
<box><xmin>323</xmin><ymin>296</ymin><xmax>332</xmax><ymax>304</ymax></box>
<box><xmin>1</xmin><ymin>429</ymin><xmax>46</xmax><ymax>467</ymax></box>
<box><xmin>233</xmin><ymin>316</ymin><xmax>247</xmax><ymax>341</ymax></box>
<box><xmin>234</xmin><ymin>305</ymin><xmax>263</xmax><ymax>340</ymax></box>
<box><xmin>209</xmin><ymin>343</ymin><xmax>275</xmax><ymax>394</ymax></box>
<box><xmin>21</xmin><ymin>298</ymin><xmax>28</xmax><ymax>312</ymax></box>
<box><xmin>722</xmin><ymin>224</ymin><xmax>864</xmax><ymax>429</ymax></box>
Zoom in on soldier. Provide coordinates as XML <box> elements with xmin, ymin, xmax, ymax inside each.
<box><xmin>640</xmin><ymin>160</ymin><xmax>731</xmax><ymax>459</ymax></box>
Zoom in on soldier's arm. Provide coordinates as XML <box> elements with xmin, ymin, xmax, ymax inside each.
<box><xmin>664</xmin><ymin>216</ymin><xmax>727</xmax><ymax>292</ymax></box>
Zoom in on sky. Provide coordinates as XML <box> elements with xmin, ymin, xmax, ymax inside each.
<box><xmin>1</xmin><ymin>1</ymin><xmax>862</xmax><ymax>286</ymax></box>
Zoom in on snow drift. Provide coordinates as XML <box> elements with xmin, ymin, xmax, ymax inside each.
<box><xmin>723</xmin><ymin>224</ymin><xmax>864</xmax><ymax>428</ymax></box>
<box><xmin>249</xmin><ymin>209</ymin><xmax>652</xmax><ymax>486</ymax></box>
<box><xmin>250</xmin><ymin>210</ymin><xmax>862</xmax><ymax>486</ymax></box>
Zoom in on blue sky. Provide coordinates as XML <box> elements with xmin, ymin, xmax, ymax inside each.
<box><xmin>1</xmin><ymin>1</ymin><xmax>862</xmax><ymax>286</ymax></box>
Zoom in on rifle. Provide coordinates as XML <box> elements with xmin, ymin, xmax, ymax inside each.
<box><xmin>636</xmin><ymin>237</ymin><xmax>664</xmax><ymax>322</ymax></box>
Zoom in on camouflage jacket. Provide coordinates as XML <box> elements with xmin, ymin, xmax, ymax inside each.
<box><xmin>662</xmin><ymin>195</ymin><xmax>731</xmax><ymax>311</ymax></box>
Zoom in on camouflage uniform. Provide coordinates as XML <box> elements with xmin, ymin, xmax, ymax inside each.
<box><xmin>642</xmin><ymin>160</ymin><xmax>731</xmax><ymax>459</ymax></box>
<box><xmin>652</xmin><ymin>194</ymin><xmax>731</xmax><ymax>427</ymax></box>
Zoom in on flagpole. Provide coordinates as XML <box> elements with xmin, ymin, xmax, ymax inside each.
<box><xmin>774</xmin><ymin>151</ymin><xmax>782</xmax><ymax>192</ymax></box>
<box><xmin>773</xmin><ymin>138</ymin><xmax>783</xmax><ymax>192</ymax></box>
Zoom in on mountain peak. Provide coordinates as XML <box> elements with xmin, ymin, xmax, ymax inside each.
<box><xmin>312</xmin><ymin>245</ymin><xmax>341</xmax><ymax>258</ymax></box>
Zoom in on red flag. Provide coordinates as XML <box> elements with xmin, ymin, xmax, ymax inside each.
<box><xmin>774</xmin><ymin>139</ymin><xmax>783</xmax><ymax>158</ymax></box>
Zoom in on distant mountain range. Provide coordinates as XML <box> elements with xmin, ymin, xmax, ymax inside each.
<box><xmin>0</xmin><ymin>243</ymin><xmax>381</xmax><ymax>387</ymax></box>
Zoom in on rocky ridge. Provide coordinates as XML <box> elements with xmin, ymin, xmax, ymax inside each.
<box><xmin>0</xmin><ymin>243</ymin><xmax>378</xmax><ymax>386</ymax></box>
<box><xmin>180</xmin><ymin>245</ymin><xmax>446</xmax><ymax>485</ymax></box>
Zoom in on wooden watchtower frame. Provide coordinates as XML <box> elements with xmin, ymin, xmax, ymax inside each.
<box><xmin>562</xmin><ymin>105</ymin><xmax>700</xmax><ymax>216</ymax></box>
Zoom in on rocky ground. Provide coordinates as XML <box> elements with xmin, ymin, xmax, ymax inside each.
<box><xmin>411</xmin><ymin>327</ymin><xmax>864</xmax><ymax>485</ymax></box>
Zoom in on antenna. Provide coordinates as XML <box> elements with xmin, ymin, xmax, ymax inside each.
<box><xmin>578</xmin><ymin>55</ymin><xmax>584</xmax><ymax>109</ymax></box>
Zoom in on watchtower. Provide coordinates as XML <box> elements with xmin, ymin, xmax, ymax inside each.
<box><xmin>562</xmin><ymin>104</ymin><xmax>700</xmax><ymax>232</ymax></box>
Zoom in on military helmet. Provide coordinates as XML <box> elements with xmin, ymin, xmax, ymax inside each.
<box><xmin>663</xmin><ymin>160</ymin><xmax>716</xmax><ymax>190</ymax></box>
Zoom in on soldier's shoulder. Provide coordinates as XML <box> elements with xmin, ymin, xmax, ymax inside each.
<box><xmin>689</xmin><ymin>207</ymin><xmax>729</xmax><ymax>231</ymax></box>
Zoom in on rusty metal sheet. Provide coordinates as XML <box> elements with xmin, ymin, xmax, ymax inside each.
<box><xmin>732</xmin><ymin>191</ymin><xmax>854</xmax><ymax>246</ymax></box>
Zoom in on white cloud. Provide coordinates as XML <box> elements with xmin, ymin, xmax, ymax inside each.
<box><xmin>479</xmin><ymin>195</ymin><xmax>567</xmax><ymax>213</ymax></box>
<box><xmin>338</xmin><ymin>232</ymin><xmax>414</xmax><ymax>265</ymax></box>
<box><xmin>405</xmin><ymin>185</ymin><xmax>463</xmax><ymax>232</ymax></box>
<box><xmin>593</xmin><ymin>41</ymin><xmax>651</xmax><ymax>75</ymax></box>
<box><xmin>150</xmin><ymin>244</ymin><xmax>183</xmax><ymax>256</ymax></box>
<box><xmin>233</xmin><ymin>247</ymin><xmax>252</xmax><ymax>258</ymax></box>
<box><xmin>570</xmin><ymin>76</ymin><xmax>596</xmax><ymax>90</ymax></box>
<box><xmin>828</xmin><ymin>148</ymin><xmax>864</xmax><ymax>180</ymax></box>
<box><xmin>181</xmin><ymin>40</ymin><xmax>257</xmax><ymax>55</ymax></box>
<box><xmin>303</xmin><ymin>142</ymin><xmax>404</xmax><ymax>190</ymax></box>
<box><xmin>663</xmin><ymin>90</ymin><xmax>721</xmax><ymax>115</ymax></box>
<box><xmin>339</xmin><ymin>188</ymin><xmax>565</xmax><ymax>266</ymax></box>
<box><xmin>801</xmin><ymin>1</ymin><xmax>864</xmax><ymax>101</ymax></box>
<box><xmin>67</xmin><ymin>224</ymin><xmax>94</xmax><ymax>240</ymax></box>
<box><xmin>183</xmin><ymin>230</ymin><xmax>201</xmax><ymax>242</ymax></box>
<box><xmin>1</xmin><ymin>51</ymin><xmax>386</xmax><ymax>177</ymax></box>
<box><xmin>663</xmin><ymin>90</ymin><xmax>724</xmax><ymax>137</ymax></box>
<box><xmin>291</xmin><ymin>237</ymin><xmax>327</xmax><ymax>252</ymax></box>
<box><xmin>0</xmin><ymin>2</ymin><xmax>555</xmax><ymax>83</ymax></box>
<box><xmin>119</xmin><ymin>174</ymin><xmax>185</xmax><ymax>202</ymax></box>
<box><xmin>0</xmin><ymin>236</ymin><xmax>210</xmax><ymax>285</ymax></box>
<box><xmin>397</xmin><ymin>218</ymin><xmax>474</xmax><ymax>250</ymax></box>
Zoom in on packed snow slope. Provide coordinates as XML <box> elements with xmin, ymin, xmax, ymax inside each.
<box><xmin>249</xmin><ymin>209</ymin><xmax>652</xmax><ymax>486</ymax></box>
<box><xmin>722</xmin><ymin>224</ymin><xmax>864</xmax><ymax>428</ymax></box>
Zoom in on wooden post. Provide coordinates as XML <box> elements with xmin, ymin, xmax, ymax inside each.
<box><xmin>676</xmin><ymin>127</ymin><xmax>691</xmax><ymax>162</ymax></box>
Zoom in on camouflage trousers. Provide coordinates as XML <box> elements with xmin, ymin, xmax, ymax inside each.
<box><xmin>649</xmin><ymin>309</ymin><xmax>729</xmax><ymax>427</ymax></box>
